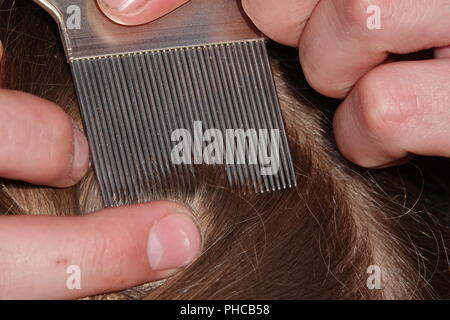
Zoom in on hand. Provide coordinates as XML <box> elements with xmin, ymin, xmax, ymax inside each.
<box><xmin>0</xmin><ymin>39</ymin><xmax>201</xmax><ymax>299</ymax></box>
<box><xmin>242</xmin><ymin>0</ymin><xmax>450</xmax><ymax>168</ymax></box>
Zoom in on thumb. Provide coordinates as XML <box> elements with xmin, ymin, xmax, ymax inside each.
<box><xmin>97</xmin><ymin>0</ymin><xmax>191</xmax><ymax>25</ymax></box>
<box><xmin>0</xmin><ymin>201</ymin><xmax>202</xmax><ymax>299</ymax></box>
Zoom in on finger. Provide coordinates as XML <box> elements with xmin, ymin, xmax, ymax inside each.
<box><xmin>241</xmin><ymin>0</ymin><xmax>319</xmax><ymax>47</ymax></box>
<box><xmin>300</xmin><ymin>0</ymin><xmax>450</xmax><ymax>98</ymax></box>
<box><xmin>334</xmin><ymin>59</ymin><xmax>450</xmax><ymax>168</ymax></box>
<box><xmin>97</xmin><ymin>0</ymin><xmax>191</xmax><ymax>25</ymax></box>
<box><xmin>0</xmin><ymin>201</ymin><xmax>202</xmax><ymax>299</ymax></box>
<box><xmin>0</xmin><ymin>89</ymin><xmax>90</xmax><ymax>187</ymax></box>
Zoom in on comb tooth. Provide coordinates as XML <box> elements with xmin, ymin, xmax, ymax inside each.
<box><xmin>123</xmin><ymin>54</ymin><xmax>159</xmax><ymax>191</ymax></box>
<box><xmin>192</xmin><ymin>47</ymin><xmax>238</xmax><ymax>187</ymax></box>
<box><xmin>185</xmin><ymin>47</ymin><xmax>231</xmax><ymax>186</ymax></box>
<box><xmin>240</xmin><ymin>43</ymin><xmax>278</xmax><ymax>192</ymax></box>
<box><xmin>74</xmin><ymin>61</ymin><xmax>116</xmax><ymax>203</ymax></box>
<box><xmin>169</xmin><ymin>49</ymin><xmax>201</xmax><ymax>190</ymax></box>
<box><xmin>159</xmin><ymin>50</ymin><xmax>194</xmax><ymax>191</ymax></box>
<box><xmin>140</xmin><ymin>52</ymin><xmax>175</xmax><ymax>190</ymax></box>
<box><xmin>224</xmin><ymin>44</ymin><xmax>260</xmax><ymax>194</ymax></box>
<box><xmin>100</xmin><ymin>58</ymin><xmax>141</xmax><ymax>199</ymax></box>
<box><xmin>176</xmin><ymin>50</ymin><xmax>204</xmax><ymax>170</ymax></box>
<box><xmin>93</xmin><ymin>59</ymin><xmax>134</xmax><ymax>199</ymax></box>
<box><xmin>254</xmin><ymin>43</ymin><xmax>297</xmax><ymax>189</ymax></box>
<box><xmin>189</xmin><ymin>48</ymin><xmax>230</xmax><ymax>181</ymax></box>
<box><xmin>121</xmin><ymin>55</ymin><xmax>153</xmax><ymax>194</ymax></box>
<box><xmin>84</xmin><ymin>59</ymin><xmax>123</xmax><ymax>201</ymax></box>
<box><xmin>71</xmin><ymin>41</ymin><xmax>296</xmax><ymax>206</ymax></box>
<box><xmin>232</xmin><ymin>43</ymin><xmax>275</xmax><ymax>193</ymax></box>
<box><xmin>108</xmin><ymin>56</ymin><xmax>147</xmax><ymax>201</ymax></box>
<box><xmin>151</xmin><ymin>51</ymin><xmax>189</xmax><ymax>191</ymax></box>
<box><xmin>72</xmin><ymin>61</ymin><xmax>115</xmax><ymax>205</ymax></box>
<box><xmin>138</xmin><ymin>53</ymin><xmax>175</xmax><ymax>187</ymax></box>
<box><xmin>250</xmin><ymin>42</ymin><xmax>294</xmax><ymax>191</ymax></box>
<box><xmin>206</xmin><ymin>46</ymin><xmax>243</xmax><ymax>188</ymax></box>
<box><xmin>130</xmin><ymin>54</ymin><xmax>161</xmax><ymax>190</ymax></box>
<box><xmin>113</xmin><ymin>55</ymin><xmax>151</xmax><ymax>202</ymax></box>
<box><xmin>211</xmin><ymin>45</ymin><xmax>250</xmax><ymax>189</ymax></box>
<box><xmin>141</xmin><ymin>53</ymin><xmax>175</xmax><ymax>184</ymax></box>
<box><xmin>182</xmin><ymin>49</ymin><xmax>214</xmax><ymax>169</ymax></box>
<box><xmin>171</xmin><ymin>49</ymin><xmax>203</xmax><ymax>176</ymax></box>
<box><xmin>228</xmin><ymin>44</ymin><xmax>266</xmax><ymax>193</ymax></box>
<box><xmin>218</xmin><ymin>44</ymin><xmax>260</xmax><ymax>194</ymax></box>
<box><xmin>247</xmin><ymin>43</ymin><xmax>283</xmax><ymax>192</ymax></box>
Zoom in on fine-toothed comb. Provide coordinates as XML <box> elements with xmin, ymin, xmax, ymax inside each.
<box><xmin>34</xmin><ymin>0</ymin><xmax>296</xmax><ymax>207</ymax></box>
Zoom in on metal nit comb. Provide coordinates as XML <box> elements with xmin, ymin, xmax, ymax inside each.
<box><xmin>34</xmin><ymin>0</ymin><xmax>296</xmax><ymax>207</ymax></box>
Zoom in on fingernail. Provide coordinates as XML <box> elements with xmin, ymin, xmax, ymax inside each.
<box><xmin>99</xmin><ymin>0</ymin><xmax>149</xmax><ymax>15</ymax></box>
<box><xmin>147</xmin><ymin>210</ymin><xmax>201</xmax><ymax>271</ymax></box>
<box><xmin>70</xmin><ymin>127</ymin><xmax>90</xmax><ymax>181</ymax></box>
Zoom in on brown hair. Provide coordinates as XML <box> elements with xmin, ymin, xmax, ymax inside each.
<box><xmin>1</xmin><ymin>0</ymin><xmax>449</xmax><ymax>299</ymax></box>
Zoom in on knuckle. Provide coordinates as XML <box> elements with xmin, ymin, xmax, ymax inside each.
<box><xmin>353</xmin><ymin>67</ymin><xmax>404</xmax><ymax>143</ymax></box>
<box><xmin>299</xmin><ymin>45</ymin><xmax>353</xmax><ymax>98</ymax></box>
<box><xmin>358</xmin><ymin>64</ymin><xmax>433</xmax><ymax>139</ymax></box>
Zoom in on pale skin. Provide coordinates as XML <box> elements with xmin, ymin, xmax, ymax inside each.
<box><xmin>1</xmin><ymin>0</ymin><xmax>449</xmax><ymax>299</ymax></box>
